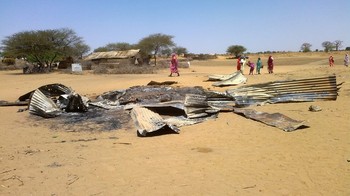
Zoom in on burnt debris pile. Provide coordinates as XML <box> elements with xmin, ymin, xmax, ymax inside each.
<box><xmin>2</xmin><ymin>75</ymin><xmax>341</xmax><ymax>136</ymax></box>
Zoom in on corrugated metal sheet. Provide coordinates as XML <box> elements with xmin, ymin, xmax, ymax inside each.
<box><xmin>211</xmin><ymin>71</ymin><xmax>247</xmax><ymax>87</ymax></box>
<box><xmin>207</xmin><ymin>72</ymin><xmax>239</xmax><ymax>81</ymax></box>
<box><xmin>84</xmin><ymin>49</ymin><xmax>140</xmax><ymax>60</ymax></box>
<box><xmin>18</xmin><ymin>83</ymin><xmax>72</xmax><ymax>102</ymax></box>
<box><xmin>184</xmin><ymin>94</ymin><xmax>220</xmax><ymax>118</ymax></box>
<box><xmin>227</xmin><ymin>75</ymin><xmax>339</xmax><ymax>107</ymax></box>
<box><xmin>130</xmin><ymin>106</ymin><xmax>179</xmax><ymax>136</ymax></box>
<box><xmin>233</xmin><ymin>108</ymin><xmax>307</xmax><ymax>132</ymax></box>
<box><xmin>29</xmin><ymin>89</ymin><xmax>61</xmax><ymax>118</ymax></box>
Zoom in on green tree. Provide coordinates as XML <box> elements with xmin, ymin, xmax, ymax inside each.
<box><xmin>300</xmin><ymin>43</ymin><xmax>312</xmax><ymax>52</ymax></box>
<box><xmin>94</xmin><ymin>42</ymin><xmax>135</xmax><ymax>52</ymax></box>
<box><xmin>74</xmin><ymin>42</ymin><xmax>91</xmax><ymax>59</ymax></box>
<box><xmin>1</xmin><ymin>28</ymin><xmax>89</xmax><ymax>69</ymax></box>
<box><xmin>172</xmin><ymin>46</ymin><xmax>188</xmax><ymax>55</ymax></box>
<box><xmin>137</xmin><ymin>33</ymin><xmax>175</xmax><ymax>65</ymax></box>
<box><xmin>160</xmin><ymin>48</ymin><xmax>172</xmax><ymax>56</ymax></box>
<box><xmin>322</xmin><ymin>41</ymin><xmax>335</xmax><ymax>52</ymax></box>
<box><xmin>226</xmin><ymin>45</ymin><xmax>247</xmax><ymax>58</ymax></box>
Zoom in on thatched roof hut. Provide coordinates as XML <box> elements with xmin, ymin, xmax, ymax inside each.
<box><xmin>84</xmin><ymin>49</ymin><xmax>143</xmax><ymax>66</ymax></box>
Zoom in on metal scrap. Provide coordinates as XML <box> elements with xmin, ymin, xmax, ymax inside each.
<box><xmin>130</xmin><ymin>106</ymin><xmax>179</xmax><ymax>136</ymax></box>
<box><xmin>28</xmin><ymin>89</ymin><xmax>61</xmax><ymax>118</ymax></box>
<box><xmin>6</xmin><ymin>75</ymin><xmax>342</xmax><ymax>135</ymax></box>
<box><xmin>207</xmin><ymin>71</ymin><xmax>247</xmax><ymax>87</ymax></box>
<box><xmin>227</xmin><ymin>75</ymin><xmax>339</xmax><ymax>107</ymax></box>
<box><xmin>233</xmin><ymin>108</ymin><xmax>307</xmax><ymax>132</ymax></box>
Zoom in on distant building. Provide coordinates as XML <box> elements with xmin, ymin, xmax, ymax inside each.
<box><xmin>84</xmin><ymin>49</ymin><xmax>143</xmax><ymax>66</ymax></box>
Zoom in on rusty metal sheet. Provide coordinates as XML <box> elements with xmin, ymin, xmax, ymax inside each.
<box><xmin>233</xmin><ymin>108</ymin><xmax>307</xmax><ymax>132</ymax></box>
<box><xmin>130</xmin><ymin>106</ymin><xmax>179</xmax><ymax>136</ymax></box>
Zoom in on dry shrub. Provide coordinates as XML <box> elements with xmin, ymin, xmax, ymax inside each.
<box><xmin>93</xmin><ymin>64</ymin><xmax>158</xmax><ymax>74</ymax></box>
<box><xmin>93</xmin><ymin>66</ymin><xmax>109</xmax><ymax>74</ymax></box>
<box><xmin>81</xmin><ymin>61</ymin><xmax>92</xmax><ymax>70</ymax></box>
<box><xmin>0</xmin><ymin>58</ymin><xmax>27</xmax><ymax>70</ymax></box>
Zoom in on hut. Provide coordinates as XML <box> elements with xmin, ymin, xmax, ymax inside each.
<box><xmin>84</xmin><ymin>49</ymin><xmax>143</xmax><ymax>67</ymax></box>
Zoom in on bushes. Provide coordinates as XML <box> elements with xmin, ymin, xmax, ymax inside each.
<box><xmin>2</xmin><ymin>57</ymin><xmax>16</xmax><ymax>65</ymax></box>
<box><xmin>185</xmin><ymin>53</ymin><xmax>217</xmax><ymax>60</ymax></box>
<box><xmin>93</xmin><ymin>64</ymin><xmax>157</xmax><ymax>74</ymax></box>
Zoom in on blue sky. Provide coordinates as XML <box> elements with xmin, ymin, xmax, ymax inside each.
<box><xmin>0</xmin><ymin>0</ymin><xmax>349</xmax><ymax>54</ymax></box>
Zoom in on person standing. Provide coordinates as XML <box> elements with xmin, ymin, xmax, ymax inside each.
<box><xmin>329</xmin><ymin>55</ymin><xmax>334</xmax><ymax>67</ymax></box>
<box><xmin>169</xmin><ymin>53</ymin><xmax>180</xmax><ymax>77</ymax></box>
<box><xmin>256</xmin><ymin>57</ymin><xmax>262</xmax><ymax>74</ymax></box>
<box><xmin>267</xmin><ymin>55</ymin><xmax>274</xmax><ymax>73</ymax></box>
<box><xmin>240</xmin><ymin>57</ymin><xmax>247</xmax><ymax>74</ymax></box>
<box><xmin>236</xmin><ymin>56</ymin><xmax>241</xmax><ymax>72</ymax></box>
<box><xmin>344</xmin><ymin>54</ymin><xmax>349</xmax><ymax>67</ymax></box>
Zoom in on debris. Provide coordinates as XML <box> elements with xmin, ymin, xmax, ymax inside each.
<box><xmin>64</xmin><ymin>93</ymin><xmax>89</xmax><ymax>112</ymax></box>
<box><xmin>227</xmin><ymin>76</ymin><xmax>339</xmax><ymax>107</ymax></box>
<box><xmin>18</xmin><ymin>83</ymin><xmax>73</xmax><ymax>102</ymax></box>
<box><xmin>242</xmin><ymin>185</ymin><xmax>256</xmax><ymax>189</ymax></box>
<box><xmin>207</xmin><ymin>71</ymin><xmax>241</xmax><ymax>81</ymax></box>
<box><xmin>66</xmin><ymin>174</ymin><xmax>79</xmax><ymax>186</ymax></box>
<box><xmin>47</xmin><ymin>162</ymin><xmax>63</xmax><ymax>168</ymax></box>
<box><xmin>0</xmin><ymin>169</ymin><xmax>16</xmax><ymax>175</ymax></box>
<box><xmin>130</xmin><ymin>106</ymin><xmax>179</xmax><ymax>136</ymax></box>
<box><xmin>5</xmin><ymin>75</ymin><xmax>341</xmax><ymax>136</ymax></box>
<box><xmin>233</xmin><ymin>108</ymin><xmax>307</xmax><ymax>132</ymax></box>
<box><xmin>0</xmin><ymin>100</ymin><xmax>28</xmax><ymax>107</ymax></box>
<box><xmin>28</xmin><ymin>89</ymin><xmax>61</xmax><ymax>118</ymax></box>
<box><xmin>184</xmin><ymin>94</ymin><xmax>220</xmax><ymax>118</ymax></box>
<box><xmin>147</xmin><ymin>81</ymin><xmax>178</xmax><ymax>85</ymax></box>
<box><xmin>309</xmin><ymin>105</ymin><xmax>322</xmax><ymax>112</ymax></box>
<box><xmin>211</xmin><ymin>71</ymin><xmax>247</xmax><ymax>87</ymax></box>
<box><xmin>2</xmin><ymin>175</ymin><xmax>24</xmax><ymax>186</ymax></box>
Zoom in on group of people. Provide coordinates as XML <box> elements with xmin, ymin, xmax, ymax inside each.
<box><xmin>329</xmin><ymin>54</ymin><xmax>349</xmax><ymax>67</ymax></box>
<box><xmin>169</xmin><ymin>53</ymin><xmax>349</xmax><ymax>77</ymax></box>
<box><xmin>236</xmin><ymin>55</ymin><xmax>274</xmax><ymax>75</ymax></box>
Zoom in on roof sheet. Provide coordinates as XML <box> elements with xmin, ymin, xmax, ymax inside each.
<box><xmin>84</xmin><ymin>49</ymin><xmax>140</xmax><ymax>60</ymax></box>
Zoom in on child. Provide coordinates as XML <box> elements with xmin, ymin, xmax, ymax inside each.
<box><xmin>248</xmin><ymin>61</ymin><xmax>255</xmax><ymax>75</ymax></box>
<box><xmin>256</xmin><ymin>57</ymin><xmax>262</xmax><ymax>74</ymax></box>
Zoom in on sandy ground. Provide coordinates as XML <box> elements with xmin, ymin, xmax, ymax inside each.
<box><xmin>1</xmin><ymin>53</ymin><xmax>349</xmax><ymax>195</ymax></box>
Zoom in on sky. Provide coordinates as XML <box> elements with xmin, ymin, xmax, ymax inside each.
<box><xmin>0</xmin><ymin>0</ymin><xmax>349</xmax><ymax>54</ymax></box>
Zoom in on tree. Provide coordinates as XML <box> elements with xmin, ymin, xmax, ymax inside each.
<box><xmin>226</xmin><ymin>45</ymin><xmax>247</xmax><ymax>58</ymax></box>
<box><xmin>322</xmin><ymin>41</ymin><xmax>335</xmax><ymax>52</ymax></box>
<box><xmin>94</xmin><ymin>42</ymin><xmax>135</xmax><ymax>52</ymax></box>
<box><xmin>160</xmin><ymin>48</ymin><xmax>172</xmax><ymax>56</ymax></box>
<box><xmin>137</xmin><ymin>33</ymin><xmax>175</xmax><ymax>65</ymax></box>
<box><xmin>300</xmin><ymin>43</ymin><xmax>312</xmax><ymax>52</ymax></box>
<box><xmin>172</xmin><ymin>46</ymin><xmax>188</xmax><ymax>55</ymax></box>
<box><xmin>333</xmin><ymin>40</ymin><xmax>343</xmax><ymax>51</ymax></box>
<box><xmin>73</xmin><ymin>43</ymin><xmax>91</xmax><ymax>59</ymax></box>
<box><xmin>1</xmin><ymin>28</ymin><xmax>89</xmax><ymax>69</ymax></box>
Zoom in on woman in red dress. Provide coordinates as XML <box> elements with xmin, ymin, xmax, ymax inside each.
<box><xmin>169</xmin><ymin>53</ymin><xmax>180</xmax><ymax>77</ymax></box>
<box><xmin>267</xmin><ymin>55</ymin><xmax>274</xmax><ymax>74</ymax></box>
<box><xmin>237</xmin><ymin>57</ymin><xmax>241</xmax><ymax>71</ymax></box>
<box><xmin>329</xmin><ymin>56</ymin><xmax>334</xmax><ymax>67</ymax></box>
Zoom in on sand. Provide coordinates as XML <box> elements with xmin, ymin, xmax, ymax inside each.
<box><xmin>1</xmin><ymin>53</ymin><xmax>349</xmax><ymax>195</ymax></box>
